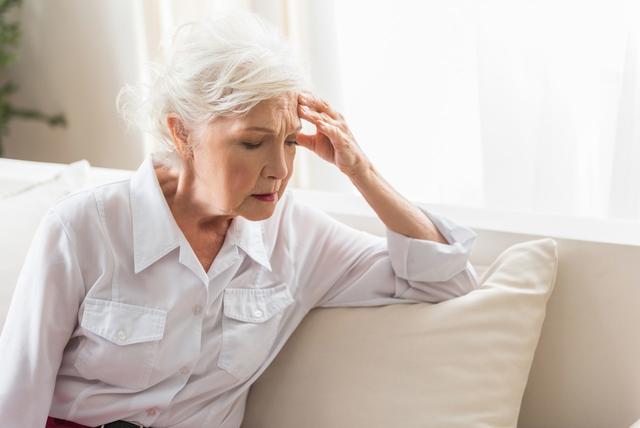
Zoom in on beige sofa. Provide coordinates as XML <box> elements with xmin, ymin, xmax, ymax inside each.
<box><xmin>1</xmin><ymin>158</ymin><xmax>638</xmax><ymax>428</ymax></box>
<box><xmin>288</xmin><ymin>189</ymin><xmax>640</xmax><ymax>428</ymax></box>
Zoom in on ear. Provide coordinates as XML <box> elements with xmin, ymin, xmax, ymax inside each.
<box><xmin>167</xmin><ymin>114</ymin><xmax>192</xmax><ymax>160</ymax></box>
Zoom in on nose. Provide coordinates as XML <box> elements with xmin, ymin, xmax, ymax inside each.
<box><xmin>265</xmin><ymin>143</ymin><xmax>289</xmax><ymax>180</ymax></box>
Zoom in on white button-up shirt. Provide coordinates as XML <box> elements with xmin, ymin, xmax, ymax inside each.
<box><xmin>0</xmin><ymin>153</ymin><xmax>480</xmax><ymax>428</ymax></box>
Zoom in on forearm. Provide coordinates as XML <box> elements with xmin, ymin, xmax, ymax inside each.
<box><xmin>348</xmin><ymin>164</ymin><xmax>448</xmax><ymax>243</ymax></box>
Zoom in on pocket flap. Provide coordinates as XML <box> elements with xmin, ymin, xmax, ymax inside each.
<box><xmin>81</xmin><ymin>298</ymin><xmax>167</xmax><ymax>345</ymax></box>
<box><xmin>223</xmin><ymin>283</ymin><xmax>294</xmax><ymax>323</ymax></box>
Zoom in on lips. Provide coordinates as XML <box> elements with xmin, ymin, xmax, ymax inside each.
<box><xmin>251</xmin><ymin>192</ymin><xmax>277</xmax><ymax>202</ymax></box>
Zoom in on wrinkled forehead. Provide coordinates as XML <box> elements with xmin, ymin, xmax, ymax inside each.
<box><xmin>259</xmin><ymin>92</ymin><xmax>298</xmax><ymax>111</ymax></box>
<box><xmin>241</xmin><ymin>93</ymin><xmax>301</xmax><ymax>130</ymax></box>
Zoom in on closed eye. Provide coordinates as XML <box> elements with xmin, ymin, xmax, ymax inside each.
<box><xmin>242</xmin><ymin>141</ymin><xmax>298</xmax><ymax>150</ymax></box>
<box><xmin>242</xmin><ymin>142</ymin><xmax>262</xmax><ymax>149</ymax></box>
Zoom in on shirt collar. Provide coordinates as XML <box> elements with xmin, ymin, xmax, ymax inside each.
<box><xmin>130</xmin><ymin>153</ymin><xmax>272</xmax><ymax>274</ymax></box>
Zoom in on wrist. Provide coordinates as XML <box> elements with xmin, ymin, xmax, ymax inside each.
<box><xmin>347</xmin><ymin>161</ymin><xmax>376</xmax><ymax>187</ymax></box>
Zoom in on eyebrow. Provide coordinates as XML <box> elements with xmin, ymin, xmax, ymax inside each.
<box><xmin>244</xmin><ymin>125</ymin><xmax>302</xmax><ymax>135</ymax></box>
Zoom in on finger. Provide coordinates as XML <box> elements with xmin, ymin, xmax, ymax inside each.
<box><xmin>299</xmin><ymin>95</ymin><xmax>340</xmax><ymax>120</ymax></box>
<box><xmin>298</xmin><ymin>92</ymin><xmax>340</xmax><ymax>120</ymax></box>
<box><xmin>295</xmin><ymin>132</ymin><xmax>316</xmax><ymax>150</ymax></box>
<box><xmin>316</xmin><ymin>119</ymin><xmax>349</xmax><ymax>146</ymax></box>
<box><xmin>298</xmin><ymin>104</ymin><xmax>341</xmax><ymax>127</ymax></box>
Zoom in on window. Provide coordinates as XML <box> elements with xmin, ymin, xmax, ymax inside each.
<box><xmin>330</xmin><ymin>0</ymin><xmax>640</xmax><ymax>220</ymax></box>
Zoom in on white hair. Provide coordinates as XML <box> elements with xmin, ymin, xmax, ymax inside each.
<box><xmin>116</xmin><ymin>9</ymin><xmax>310</xmax><ymax>170</ymax></box>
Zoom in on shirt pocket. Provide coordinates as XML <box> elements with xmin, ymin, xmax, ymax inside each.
<box><xmin>218</xmin><ymin>282</ymin><xmax>294</xmax><ymax>380</ymax></box>
<box><xmin>74</xmin><ymin>297</ymin><xmax>167</xmax><ymax>390</ymax></box>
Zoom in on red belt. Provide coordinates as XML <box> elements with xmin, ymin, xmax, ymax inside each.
<box><xmin>46</xmin><ymin>417</ymin><xmax>145</xmax><ymax>428</ymax></box>
<box><xmin>46</xmin><ymin>417</ymin><xmax>91</xmax><ymax>428</ymax></box>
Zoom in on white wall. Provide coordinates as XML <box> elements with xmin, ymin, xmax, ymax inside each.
<box><xmin>3</xmin><ymin>0</ymin><xmax>154</xmax><ymax>169</ymax></box>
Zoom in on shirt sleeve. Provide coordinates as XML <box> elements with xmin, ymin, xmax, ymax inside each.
<box><xmin>384</xmin><ymin>206</ymin><xmax>480</xmax><ymax>302</ymax></box>
<box><xmin>0</xmin><ymin>208</ymin><xmax>84</xmax><ymax>427</ymax></box>
<box><xmin>288</xmin><ymin>197</ymin><xmax>480</xmax><ymax>309</ymax></box>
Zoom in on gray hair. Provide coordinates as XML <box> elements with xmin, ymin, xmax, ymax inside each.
<box><xmin>116</xmin><ymin>10</ymin><xmax>310</xmax><ymax>170</ymax></box>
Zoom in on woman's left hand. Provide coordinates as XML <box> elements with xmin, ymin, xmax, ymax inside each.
<box><xmin>296</xmin><ymin>92</ymin><xmax>371</xmax><ymax>179</ymax></box>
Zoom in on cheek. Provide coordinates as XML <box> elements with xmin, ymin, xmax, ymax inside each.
<box><xmin>226</xmin><ymin>157</ymin><xmax>261</xmax><ymax>190</ymax></box>
<box><xmin>195</xmin><ymin>153</ymin><xmax>253</xmax><ymax>200</ymax></box>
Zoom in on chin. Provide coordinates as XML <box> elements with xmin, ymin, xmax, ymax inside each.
<box><xmin>244</xmin><ymin>213</ymin><xmax>273</xmax><ymax>222</ymax></box>
<box><xmin>243</xmin><ymin>207</ymin><xmax>276</xmax><ymax>222</ymax></box>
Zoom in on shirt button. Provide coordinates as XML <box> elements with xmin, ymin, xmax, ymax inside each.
<box><xmin>253</xmin><ymin>309</ymin><xmax>263</xmax><ymax>317</ymax></box>
<box><xmin>146</xmin><ymin>408</ymin><xmax>157</xmax><ymax>416</ymax></box>
<box><xmin>192</xmin><ymin>304</ymin><xmax>202</xmax><ymax>315</ymax></box>
<box><xmin>179</xmin><ymin>366</ymin><xmax>189</xmax><ymax>375</ymax></box>
<box><xmin>117</xmin><ymin>328</ymin><xmax>127</xmax><ymax>341</ymax></box>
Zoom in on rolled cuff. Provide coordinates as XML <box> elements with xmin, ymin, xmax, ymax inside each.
<box><xmin>386</xmin><ymin>206</ymin><xmax>477</xmax><ymax>282</ymax></box>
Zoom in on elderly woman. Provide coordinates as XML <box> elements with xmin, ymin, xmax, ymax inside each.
<box><xmin>0</xmin><ymin>11</ymin><xmax>479</xmax><ymax>428</ymax></box>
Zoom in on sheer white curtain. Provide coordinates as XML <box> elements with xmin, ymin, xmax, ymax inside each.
<box><xmin>315</xmin><ymin>0</ymin><xmax>640</xmax><ymax>220</ymax></box>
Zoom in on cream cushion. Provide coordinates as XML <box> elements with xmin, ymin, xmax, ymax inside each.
<box><xmin>242</xmin><ymin>238</ymin><xmax>558</xmax><ymax>428</ymax></box>
<box><xmin>0</xmin><ymin>160</ymin><xmax>89</xmax><ymax>331</ymax></box>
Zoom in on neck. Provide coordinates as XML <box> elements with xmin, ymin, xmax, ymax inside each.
<box><xmin>154</xmin><ymin>162</ymin><xmax>234</xmax><ymax>236</ymax></box>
